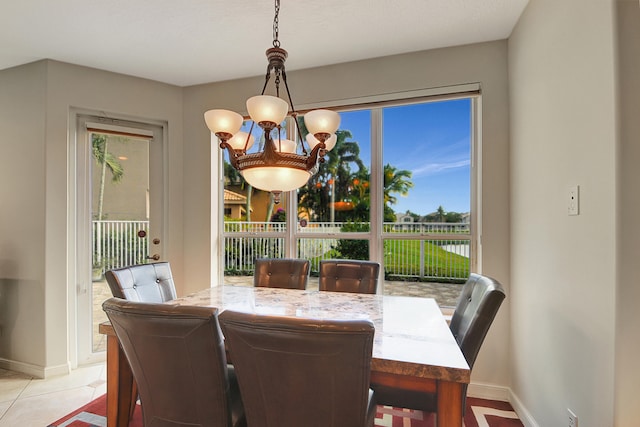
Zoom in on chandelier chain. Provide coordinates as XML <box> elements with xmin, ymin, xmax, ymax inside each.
<box><xmin>272</xmin><ymin>0</ymin><xmax>280</xmax><ymax>48</ymax></box>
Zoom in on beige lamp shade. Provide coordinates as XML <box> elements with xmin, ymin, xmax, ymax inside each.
<box><xmin>242</xmin><ymin>166</ymin><xmax>311</xmax><ymax>192</ymax></box>
<box><xmin>304</xmin><ymin>109</ymin><xmax>340</xmax><ymax>136</ymax></box>
<box><xmin>246</xmin><ymin>95</ymin><xmax>288</xmax><ymax>125</ymax></box>
<box><xmin>204</xmin><ymin>109</ymin><xmax>243</xmax><ymax>136</ymax></box>
<box><xmin>306</xmin><ymin>133</ymin><xmax>337</xmax><ymax>151</ymax></box>
<box><xmin>275</xmin><ymin>139</ymin><xmax>296</xmax><ymax>153</ymax></box>
<box><xmin>227</xmin><ymin>131</ymin><xmax>255</xmax><ymax>151</ymax></box>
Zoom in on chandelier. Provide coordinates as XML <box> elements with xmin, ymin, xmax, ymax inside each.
<box><xmin>204</xmin><ymin>0</ymin><xmax>340</xmax><ymax>204</ymax></box>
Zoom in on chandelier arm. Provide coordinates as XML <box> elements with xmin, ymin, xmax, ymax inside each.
<box><xmin>275</xmin><ymin>126</ymin><xmax>282</xmax><ymax>152</ymax></box>
<box><xmin>280</xmin><ymin>69</ymin><xmax>296</xmax><ymax>115</ymax></box>
<box><xmin>260</xmin><ymin>66</ymin><xmax>273</xmax><ymax>95</ymax></box>
<box><xmin>280</xmin><ymin>69</ymin><xmax>309</xmax><ymax>155</ymax></box>
<box><xmin>261</xmin><ymin>132</ymin><xmax>285</xmax><ymax>165</ymax></box>
<box><xmin>244</xmin><ymin>121</ymin><xmax>257</xmax><ymax>152</ymax></box>
<box><xmin>305</xmin><ymin>143</ymin><xmax>326</xmax><ymax>169</ymax></box>
<box><xmin>219</xmin><ymin>141</ymin><xmax>240</xmax><ymax>169</ymax></box>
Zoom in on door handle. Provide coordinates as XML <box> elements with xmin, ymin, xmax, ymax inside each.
<box><xmin>147</xmin><ymin>254</ymin><xmax>160</xmax><ymax>261</ymax></box>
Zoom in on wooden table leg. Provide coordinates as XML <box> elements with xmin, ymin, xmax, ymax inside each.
<box><xmin>436</xmin><ymin>380</ymin><xmax>464</xmax><ymax>427</ymax></box>
<box><xmin>105</xmin><ymin>334</ymin><xmax>135</xmax><ymax>427</ymax></box>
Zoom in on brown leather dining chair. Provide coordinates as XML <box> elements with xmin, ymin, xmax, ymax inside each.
<box><xmin>253</xmin><ymin>258</ymin><xmax>310</xmax><ymax>290</ymax></box>
<box><xmin>102</xmin><ymin>298</ymin><xmax>247</xmax><ymax>427</ymax></box>
<box><xmin>318</xmin><ymin>259</ymin><xmax>380</xmax><ymax>294</ymax></box>
<box><xmin>219</xmin><ymin>310</ymin><xmax>377</xmax><ymax>427</ymax></box>
<box><xmin>105</xmin><ymin>261</ymin><xmax>177</xmax><ymax>302</ymax></box>
<box><xmin>371</xmin><ymin>273</ymin><xmax>506</xmax><ymax>414</ymax></box>
<box><xmin>104</xmin><ymin>262</ymin><xmax>178</xmax><ymax>419</ymax></box>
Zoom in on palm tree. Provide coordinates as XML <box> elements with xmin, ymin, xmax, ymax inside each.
<box><xmin>298</xmin><ymin>128</ymin><xmax>367</xmax><ymax>222</ymax></box>
<box><xmin>347</xmin><ymin>164</ymin><xmax>413</xmax><ymax>222</ymax></box>
<box><xmin>383</xmin><ymin>163</ymin><xmax>414</xmax><ymax>206</ymax></box>
<box><xmin>92</xmin><ymin>134</ymin><xmax>124</xmax><ymax>220</ymax></box>
<box><xmin>298</xmin><ymin>125</ymin><xmax>415</xmax><ymax>224</ymax></box>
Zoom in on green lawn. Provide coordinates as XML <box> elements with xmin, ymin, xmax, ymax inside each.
<box><xmin>224</xmin><ymin>236</ymin><xmax>470</xmax><ymax>282</ymax></box>
<box><xmin>383</xmin><ymin>240</ymin><xmax>469</xmax><ymax>282</ymax></box>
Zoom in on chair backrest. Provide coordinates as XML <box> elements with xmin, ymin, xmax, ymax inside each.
<box><xmin>450</xmin><ymin>273</ymin><xmax>506</xmax><ymax>368</ymax></box>
<box><xmin>102</xmin><ymin>298</ymin><xmax>245</xmax><ymax>427</ymax></box>
<box><xmin>105</xmin><ymin>262</ymin><xmax>177</xmax><ymax>302</ymax></box>
<box><xmin>219</xmin><ymin>310</ymin><xmax>376</xmax><ymax>427</ymax></box>
<box><xmin>318</xmin><ymin>260</ymin><xmax>380</xmax><ymax>294</ymax></box>
<box><xmin>253</xmin><ymin>258</ymin><xmax>310</xmax><ymax>290</ymax></box>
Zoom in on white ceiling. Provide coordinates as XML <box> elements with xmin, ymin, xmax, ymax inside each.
<box><xmin>0</xmin><ymin>0</ymin><xmax>529</xmax><ymax>87</ymax></box>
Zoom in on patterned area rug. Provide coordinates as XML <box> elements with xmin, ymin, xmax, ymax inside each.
<box><xmin>48</xmin><ymin>395</ymin><xmax>523</xmax><ymax>427</ymax></box>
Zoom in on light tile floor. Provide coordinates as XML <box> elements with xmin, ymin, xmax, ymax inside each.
<box><xmin>0</xmin><ymin>362</ymin><xmax>106</xmax><ymax>426</ymax></box>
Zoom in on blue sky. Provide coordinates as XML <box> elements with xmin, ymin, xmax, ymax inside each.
<box><xmin>338</xmin><ymin>98</ymin><xmax>471</xmax><ymax>216</ymax></box>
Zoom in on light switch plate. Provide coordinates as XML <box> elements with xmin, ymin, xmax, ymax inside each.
<box><xmin>568</xmin><ymin>185</ymin><xmax>579</xmax><ymax>216</ymax></box>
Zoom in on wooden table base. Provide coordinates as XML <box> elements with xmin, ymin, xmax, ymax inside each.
<box><xmin>370</xmin><ymin>370</ymin><xmax>463</xmax><ymax>427</ymax></box>
<box><xmin>101</xmin><ymin>323</ymin><xmax>136</xmax><ymax>427</ymax></box>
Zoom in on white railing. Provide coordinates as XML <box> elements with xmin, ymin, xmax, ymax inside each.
<box><xmin>92</xmin><ymin>220</ymin><xmax>149</xmax><ymax>271</ymax></box>
<box><xmin>224</xmin><ymin>221</ymin><xmax>469</xmax><ymax>234</ymax></box>
<box><xmin>223</xmin><ymin>221</ymin><xmax>471</xmax><ymax>281</ymax></box>
<box><xmin>93</xmin><ymin>220</ymin><xmax>471</xmax><ymax>281</ymax></box>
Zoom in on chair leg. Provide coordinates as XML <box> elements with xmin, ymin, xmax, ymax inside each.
<box><xmin>129</xmin><ymin>380</ymin><xmax>138</xmax><ymax>419</ymax></box>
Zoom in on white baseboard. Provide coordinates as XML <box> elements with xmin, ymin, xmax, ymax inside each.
<box><xmin>468</xmin><ymin>382</ymin><xmax>539</xmax><ymax>427</ymax></box>
<box><xmin>0</xmin><ymin>358</ymin><xmax>70</xmax><ymax>379</ymax></box>
<box><xmin>508</xmin><ymin>389</ymin><xmax>539</xmax><ymax>427</ymax></box>
<box><xmin>467</xmin><ymin>381</ymin><xmax>511</xmax><ymax>401</ymax></box>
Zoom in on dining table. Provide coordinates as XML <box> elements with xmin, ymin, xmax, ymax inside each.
<box><xmin>99</xmin><ymin>285</ymin><xmax>470</xmax><ymax>427</ymax></box>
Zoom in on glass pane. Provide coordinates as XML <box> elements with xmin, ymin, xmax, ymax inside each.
<box><xmin>381</xmin><ymin>99</ymin><xmax>471</xmax><ymax>303</ymax></box>
<box><xmin>223</xmin><ymin>236</ymin><xmax>286</xmax><ymax>283</ymax></box>
<box><xmin>382</xmin><ymin>99</ymin><xmax>471</xmax><ymax>224</ymax></box>
<box><xmin>91</xmin><ymin>133</ymin><xmax>150</xmax><ymax>352</ymax></box>
<box><xmin>298</xmin><ymin>110</ymin><xmax>371</xmax><ymax>230</ymax></box>
<box><xmin>297</xmin><ymin>237</ymin><xmax>370</xmax><ymax>283</ymax></box>
<box><xmin>222</xmin><ymin>119</ymin><xmax>301</xmax><ymax>286</ymax></box>
<box><xmin>383</xmin><ymin>238</ymin><xmax>470</xmax><ymax>307</ymax></box>
<box><xmin>223</xmin><ymin>121</ymin><xmax>291</xmax><ymax>225</ymax></box>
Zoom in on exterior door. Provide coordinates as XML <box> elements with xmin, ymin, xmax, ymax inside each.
<box><xmin>75</xmin><ymin>114</ymin><xmax>166</xmax><ymax>365</ymax></box>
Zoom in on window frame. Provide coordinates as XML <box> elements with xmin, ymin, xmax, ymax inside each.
<box><xmin>218</xmin><ymin>86</ymin><xmax>481</xmax><ymax>288</ymax></box>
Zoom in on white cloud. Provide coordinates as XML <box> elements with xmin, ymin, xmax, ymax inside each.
<box><xmin>412</xmin><ymin>159</ymin><xmax>470</xmax><ymax>176</ymax></box>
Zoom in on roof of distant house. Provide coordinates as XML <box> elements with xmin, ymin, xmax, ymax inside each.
<box><xmin>224</xmin><ymin>189</ymin><xmax>246</xmax><ymax>204</ymax></box>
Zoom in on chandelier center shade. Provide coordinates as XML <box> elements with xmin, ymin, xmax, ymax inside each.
<box><xmin>204</xmin><ymin>0</ymin><xmax>340</xmax><ymax>203</ymax></box>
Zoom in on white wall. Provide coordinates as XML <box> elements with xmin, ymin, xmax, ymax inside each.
<box><xmin>183</xmin><ymin>41</ymin><xmax>512</xmax><ymax>390</ymax></box>
<box><xmin>0</xmin><ymin>61</ymin><xmax>48</xmax><ymax>369</ymax></box>
<box><xmin>509</xmin><ymin>0</ymin><xmax>617</xmax><ymax>426</ymax></box>
<box><xmin>0</xmin><ymin>60</ymin><xmax>185</xmax><ymax>374</ymax></box>
<box><xmin>614</xmin><ymin>1</ymin><xmax>640</xmax><ymax>425</ymax></box>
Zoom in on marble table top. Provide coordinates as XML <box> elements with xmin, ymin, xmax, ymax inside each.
<box><xmin>169</xmin><ymin>285</ymin><xmax>470</xmax><ymax>383</ymax></box>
